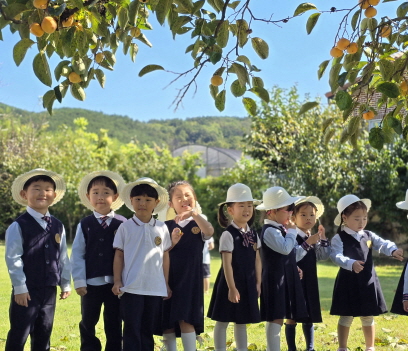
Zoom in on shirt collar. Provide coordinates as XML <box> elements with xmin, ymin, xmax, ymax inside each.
<box><xmin>343</xmin><ymin>226</ymin><xmax>365</xmax><ymax>236</ymax></box>
<box><xmin>231</xmin><ymin>221</ymin><xmax>250</xmax><ymax>233</ymax></box>
<box><xmin>297</xmin><ymin>227</ymin><xmax>310</xmax><ymax>238</ymax></box>
<box><xmin>132</xmin><ymin>214</ymin><xmax>156</xmax><ymax>226</ymax></box>
<box><xmin>94</xmin><ymin>210</ymin><xmax>115</xmax><ymax>219</ymax></box>
<box><xmin>27</xmin><ymin>206</ymin><xmax>50</xmax><ymax>219</ymax></box>
<box><xmin>178</xmin><ymin>216</ymin><xmax>193</xmax><ymax>228</ymax></box>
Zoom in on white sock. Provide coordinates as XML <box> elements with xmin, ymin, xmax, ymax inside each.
<box><xmin>163</xmin><ymin>332</ymin><xmax>177</xmax><ymax>351</ymax></box>
<box><xmin>181</xmin><ymin>331</ymin><xmax>196</xmax><ymax>351</ymax></box>
<box><xmin>266</xmin><ymin>322</ymin><xmax>281</xmax><ymax>351</ymax></box>
<box><xmin>214</xmin><ymin>322</ymin><xmax>228</xmax><ymax>351</ymax></box>
<box><xmin>234</xmin><ymin>323</ymin><xmax>247</xmax><ymax>351</ymax></box>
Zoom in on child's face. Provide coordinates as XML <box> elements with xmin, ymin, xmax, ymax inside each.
<box><xmin>86</xmin><ymin>182</ymin><xmax>118</xmax><ymax>215</ymax></box>
<box><xmin>269</xmin><ymin>205</ymin><xmax>293</xmax><ymax>225</ymax></box>
<box><xmin>227</xmin><ymin>201</ymin><xmax>253</xmax><ymax>227</ymax></box>
<box><xmin>294</xmin><ymin>205</ymin><xmax>316</xmax><ymax>231</ymax></box>
<box><xmin>169</xmin><ymin>185</ymin><xmax>196</xmax><ymax>214</ymax></box>
<box><xmin>20</xmin><ymin>180</ymin><xmax>56</xmax><ymax>214</ymax></box>
<box><xmin>342</xmin><ymin>208</ymin><xmax>368</xmax><ymax>232</ymax></box>
<box><xmin>131</xmin><ymin>194</ymin><xmax>159</xmax><ymax>222</ymax></box>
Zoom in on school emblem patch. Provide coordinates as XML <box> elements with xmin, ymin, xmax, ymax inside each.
<box><xmin>154</xmin><ymin>236</ymin><xmax>162</xmax><ymax>246</ymax></box>
<box><xmin>192</xmin><ymin>226</ymin><xmax>201</xmax><ymax>234</ymax></box>
<box><xmin>55</xmin><ymin>233</ymin><xmax>61</xmax><ymax>244</ymax></box>
<box><xmin>366</xmin><ymin>240</ymin><xmax>372</xmax><ymax>249</ymax></box>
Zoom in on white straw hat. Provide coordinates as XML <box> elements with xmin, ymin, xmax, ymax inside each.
<box><xmin>122</xmin><ymin>177</ymin><xmax>169</xmax><ymax>213</ymax></box>
<box><xmin>396</xmin><ymin>190</ymin><xmax>408</xmax><ymax>210</ymax></box>
<box><xmin>334</xmin><ymin>194</ymin><xmax>371</xmax><ymax>226</ymax></box>
<box><xmin>295</xmin><ymin>196</ymin><xmax>325</xmax><ymax>219</ymax></box>
<box><xmin>218</xmin><ymin>183</ymin><xmax>260</xmax><ymax>206</ymax></box>
<box><xmin>256</xmin><ymin>186</ymin><xmax>304</xmax><ymax>211</ymax></box>
<box><xmin>78</xmin><ymin>170</ymin><xmax>126</xmax><ymax>211</ymax></box>
<box><xmin>11</xmin><ymin>168</ymin><xmax>66</xmax><ymax>207</ymax></box>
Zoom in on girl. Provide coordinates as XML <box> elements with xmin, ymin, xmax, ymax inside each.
<box><xmin>256</xmin><ymin>186</ymin><xmax>308</xmax><ymax>351</ymax></box>
<box><xmin>161</xmin><ymin>180</ymin><xmax>214</xmax><ymax>351</ymax></box>
<box><xmin>285</xmin><ymin>196</ymin><xmax>330</xmax><ymax>351</ymax></box>
<box><xmin>391</xmin><ymin>190</ymin><xmax>408</xmax><ymax>316</ymax></box>
<box><xmin>330</xmin><ymin>194</ymin><xmax>404</xmax><ymax>351</ymax></box>
<box><xmin>207</xmin><ymin>183</ymin><xmax>262</xmax><ymax>351</ymax></box>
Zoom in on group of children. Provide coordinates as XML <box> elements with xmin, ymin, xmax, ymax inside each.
<box><xmin>4</xmin><ymin>168</ymin><xmax>408</xmax><ymax>351</ymax></box>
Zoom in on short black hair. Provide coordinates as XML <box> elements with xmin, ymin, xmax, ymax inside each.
<box><xmin>23</xmin><ymin>175</ymin><xmax>56</xmax><ymax>190</ymax></box>
<box><xmin>130</xmin><ymin>184</ymin><xmax>158</xmax><ymax>199</ymax></box>
<box><xmin>87</xmin><ymin>176</ymin><xmax>117</xmax><ymax>194</ymax></box>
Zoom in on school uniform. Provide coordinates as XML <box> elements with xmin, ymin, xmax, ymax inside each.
<box><xmin>161</xmin><ymin>216</ymin><xmax>209</xmax><ymax>336</ymax></box>
<box><xmin>330</xmin><ymin>227</ymin><xmax>397</xmax><ymax>316</ymax></box>
<box><xmin>71</xmin><ymin>211</ymin><xmax>126</xmax><ymax>351</ymax></box>
<box><xmin>207</xmin><ymin>222</ymin><xmax>261</xmax><ymax>324</ymax></box>
<box><xmin>260</xmin><ymin>219</ymin><xmax>308</xmax><ymax>321</ymax></box>
<box><xmin>295</xmin><ymin>228</ymin><xmax>330</xmax><ymax>323</ymax></box>
<box><xmin>390</xmin><ymin>260</ymin><xmax>408</xmax><ymax>315</ymax></box>
<box><xmin>113</xmin><ymin>215</ymin><xmax>172</xmax><ymax>351</ymax></box>
<box><xmin>5</xmin><ymin>206</ymin><xmax>71</xmax><ymax>351</ymax></box>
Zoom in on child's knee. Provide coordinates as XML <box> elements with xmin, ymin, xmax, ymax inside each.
<box><xmin>338</xmin><ymin>316</ymin><xmax>354</xmax><ymax>327</ymax></box>
<box><xmin>360</xmin><ymin>316</ymin><xmax>374</xmax><ymax>326</ymax></box>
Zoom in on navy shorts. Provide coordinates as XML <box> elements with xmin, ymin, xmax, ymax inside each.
<box><xmin>203</xmin><ymin>263</ymin><xmax>211</xmax><ymax>278</ymax></box>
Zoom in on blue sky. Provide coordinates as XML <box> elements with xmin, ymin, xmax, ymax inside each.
<box><xmin>0</xmin><ymin>1</ymin><xmax>397</xmax><ymax>121</ymax></box>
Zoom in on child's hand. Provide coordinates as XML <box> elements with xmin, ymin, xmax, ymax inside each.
<box><xmin>171</xmin><ymin>228</ymin><xmax>183</xmax><ymax>246</ymax></box>
<box><xmin>228</xmin><ymin>287</ymin><xmax>240</xmax><ymax>303</ymax></box>
<box><xmin>285</xmin><ymin>219</ymin><xmax>296</xmax><ymax>230</ymax></box>
<box><xmin>403</xmin><ymin>300</ymin><xmax>408</xmax><ymax>312</ymax></box>
<box><xmin>60</xmin><ymin>291</ymin><xmax>71</xmax><ymax>300</ymax></box>
<box><xmin>75</xmin><ymin>287</ymin><xmax>87</xmax><ymax>297</ymax></box>
<box><xmin>306</xmin><ymin>233</ymin><xmax>320</xmax><ymax>246</ymax></box>
<box><xmin>297</xmin><ymin>266</ymin><xmax>303</xmax><ymax>280</ymax></box>
<box><xmin>317</xmin><ymin>225</ymin><xmax>326</xmax><ymax>240</ymax></box>
<box><xmin>15</xmin><ymin>292</ymin><xmax>30</xmax><ymax>307</ymax></box>
<box><xmin>392</xmin><ymin>248</ymin><xmax>404</xmax><ymax>261</ymax></box>
<box><xmin>174</xmin><ymin>210</ymin><xmax>195</xmax><ymax>223</ymax></box>
<box><xmin>352</xmin><ymin>260</ymin><xmax>365</xmax><ymax>273</ymax></box>
<box><xmin>164</xmin><ymin>285</ymin><xmax>172</xmax><ymax>300</ymax></box>
<box><xmin>112</xmin><ymin>282</ymin><xmax>123</xmax><ymax>296</ymax></box>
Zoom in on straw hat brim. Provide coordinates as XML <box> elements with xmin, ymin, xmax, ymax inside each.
<box><xmin>256</xmin><ymin>196</ymin><xmax>304</xmax><ymax>211</ymax></box>
<box><xmin>396</xmin><ymin>201</ymin><xmax>408</xmax><ymax>210</ymax></box>
<box><xmin>122</xmin><ymin>179</ymin><xmax>169</xmax><ymax>213</ymax></box>
<box><xmin>295</xmin><ymin>196</ymin><xmax>325</xmax><ymax>219</ymax></box>
<box><xmin>334</xmin><ymin>198</ymin><xmax>371</xmax><ymax>226</ymax></box>
<box><xmin>12</xmin><ymin>168</ymin><xmax>66</xmax><ymax>207</ymax></box>
<box><xmin>78</xmin><ymin>170</ymin><xmax>126</xmax><ymax>211</ymax></box>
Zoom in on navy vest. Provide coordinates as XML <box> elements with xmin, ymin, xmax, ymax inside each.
<box><xmin>80</xmin><ymin>214</ymin><xmax>126</xmax><ymax>279</ymax></box>
<box><xmin>16</xmin><ymin>212</ymin><xmax>63</xmax><ymax>288</ymax></box>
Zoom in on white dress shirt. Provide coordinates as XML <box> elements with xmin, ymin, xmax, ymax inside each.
<box><xmin>295</xmin><ymin>228</ymin><xmax>331</xmax><ymax>262</ymax></box>
<box><xmin>262</xmin><ymin>219</ymin><xmax>297</xmax><ymax>255</ymax></box>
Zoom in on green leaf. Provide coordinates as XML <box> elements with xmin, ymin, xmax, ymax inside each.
<box><xmin>248</xmin><ymin>86</ymin><xmax>270</xmax><ymax>103</ymax></box>
<box><xmin>42</xmin><ymin>90</ymin><xmax>56</xmax><ymax>115</ymax></box>
<box><xmin>47</xmin><ymin>3</ymin><xmax>66</xmax><ymax>17</ymax></box>
<box><xmin>13</xmin><ymin>38</ymin><xmax>35</xmax><ymax>67</ymax></box>
<box><xmin>54</xmin><ymin>85</ymin><xmax>63</xmax><ymax>103</ymax></box>
<box><xmin>227</xmin><ymin>0</ymin><xmax>240</xmax><ymax>9</ymax></box>
<box><xmin>210</xmin><ymin>52</ymin><xmax>222</xmax><ymax>64</ymax></box>
<box><xmin>130</xmin><ymin>43</ymin><xmax>139</xmax><ymax>62</ymax></box>
<box><xmin>324</xmin><ymin>128</ymin><xmax>336</xmax><ymax>145</ymax></box>
<box><xmin>117</xmin><ymin>7</ymin><xmax>129</xmax><ymax>29</ymax></box>
<box><xmin>236</xmin><ymin>19</ymin><xmax>248</xmax><ymax>48</ymax></box>
<box><xmin>2</xmin><ymin>3</ymin><xmax>25</xmax><ymax>19</ymax></box>
<box><xmin>230</xmin><ymin>79</ymin><xmax>246</xmax><ymax>97</ymax></box>
<box><xmin>378</xmin><ymin>59</ymin><xmax>394</xmax><ymax>82</ymax></box>
<box><xmin>231</xmin><ymin>62</ymin><xmax>249</xmax><ymax>88</ymax></box>
<box><xmin>306</xmin><ymin>12</ymin><xmax>320</xmax><ymax>34</ymax></box>
<box><xmin>236</xmin><ymin>55</ymin><xmax>251</xmax><ymax>66</ymax></box>
<box><xmin>322</xmin><ymin>117</ymin><xmax>334</xmax><ymax>133</ymax></box>
<box><xmin>397</xmin><ymin>2</ymin><xmax>408</xmax><ymax>17</ymax></box>
<box><xmin>369</xmin><ymin>127</ymin><xmax>385</xmax><ymax>150</ymax></box>
<box><xmin>215</xmin><ymin>89</ymin><xmax>226</xmax><ymax>111</ymax></box>
<box><xmin>214</xmin><ymin>67</ymin><xmax>226</xmax><ymax>76</ymax></box>
<box><xmin>136</xmin><ymin>33</ymin><xmax>153</xmax><ymax>47</ymax></box>
<box><xmin>388</xmin><ymin>116</ymin><xmax>402</xmax><ymax>134</ymax></box>
<box><xmin>95</xmin><ymin>68</ymin><xmax>106</xmax><ymax>88</ymax></box>
<box><xmin>138</xmin><ymin>64</ymin><xmax>165</xmax><ymax>77</ymax></box>
<box><xmin>335</xmin><ymin>90</ymin><xmax>352</xmax><ymax>111</ymax></box>
<box><xmin>33</xmin><ymin>52</ymin><xmax>52</xmax><ymax>87</ymax></box>
<box><xmin>298</xmin><ymin>101</ymin><xmax>318</xmax><ymax>115</ymax></box>
<box><xmin>54</xmin><ymin>60</ymin><xmax>70</xmax><ymax>81</ymax></box>
<box><xmin>347</xmin><ymin>116</ymin><xmax>360</xmax><ymax>135</ymax></box>
<box><xmin>156</xmin><ymin>0</ymin><xmax>173</xmax><ymax>25</ymax></box>
<box><xmin>338</xmin><ymin>72</ymin><xmax>348</xmax><ymax>87</ymax></box>
<box><xmin>329</xmin><ymin>63</ymin><xmax>343</xmax><ymax>93</ymax></box>
<box><xmin>376</xmin><ymin>82</ymin><xmax>400</xmax><ymax>98</ymax></box>
<box><xmin>251</xmin><ymin>37</ymin><xmax>269</xmax><ymax>59</ymax></box>
<box><xmin>317</xmin><ymin>60</ymin><xmax>330</xmax><ymax>80</ymax></box>
<box><xmin>192</xmin><ymin>0</ymin><xmax>205</xmax><ymax>14</ymax></box>
<box><xmin>252</xmin><ymin>76</ymin><xmax>264</xmax><ymax>88</ymax></box>
<box><xmin>340</xmin><ymin>128</ymin><xmax>350</xmax><ymax>144</ymax></box>
<box><xmin>351</xmin><ymin>9</ymin><xmax>361</xmax><ymax>31</ymax></box>
<box><xmin>128</xmin><ymin>0</ymin><xmax>140</xmax><ymax>26</ymax></box>
<box><xmin>209</xmin><ymin>84</ymin><xmax>218</xmax><ymax>100</ymax></box>
<box><xmin>216</xmin><ymin>20</ymin><xmax>229</xmax><ymax>48</ymax></box>
<box><xmin>70</xmin><ymin>83</ymin><xmax>86</xmax><ymax>101</ymax></box>
<box><xmin>293</xmin><ymin>2</ymin><xmax>318</xmax><ymax>16</ymax></box>
<box><xmin>242</xmin><ymin>97</ymin><xmax>257</xmax><ymax>116</ymax></box>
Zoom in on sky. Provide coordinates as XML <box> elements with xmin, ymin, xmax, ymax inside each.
<box><xmin>0</xmin><ymin>1</ymin><xmax>398</xmax><ymax>121</ymax></box>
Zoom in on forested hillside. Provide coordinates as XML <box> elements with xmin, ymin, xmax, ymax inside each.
<box><xmin>0</xmin><ymin>103</ymin><xmax>249</xmax><ymax>149</ymax></box>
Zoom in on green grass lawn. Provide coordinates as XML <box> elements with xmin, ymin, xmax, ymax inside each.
<box><xmin>0</xmin><ymin>244</ymin><xmax>407</xmax><ymax>350</ymax></box>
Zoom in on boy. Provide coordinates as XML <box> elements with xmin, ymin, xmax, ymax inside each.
<box><xmin>5</xmin><ymin>168</ymin><xmax>71</xmax><ymax>351</ymax></box>
<box><xmin>112</xmin><ymin>177</ymin><xmax>181</xmax><ymax>351</ymax></box>
<box><xmin>71</xmin><ymin>170</ymin><xmax>126</xmax><ymax>351</ymax></box>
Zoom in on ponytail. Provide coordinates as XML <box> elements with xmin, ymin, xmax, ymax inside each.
<box><xmin>218</xmin><ymin>204</ymin><xmax>230</xmax><ymax>228</ymax></box>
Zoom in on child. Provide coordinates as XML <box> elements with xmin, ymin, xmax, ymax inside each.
<box><xmin>112</xmin><ymin>177</ymin><xmax>181</xmax><ymax>351</ymax></box>
<box><xmin>330</xmin><ymin>194</ymin><xmax>404</xmax><ymax>351</ymax></box>
<box><xmin>207</xmin><ymin>183</ymin><xmax>262</xmax><ymax>351</ymax></box>
<box><xmin>203</xmin><ymin>236</ymin><xmax>215</xmax><ymax>294</ymax></box>
<box><xmin>71</xmin><ymin>170</ymin><xmax>126</xmax><ymax>351</ymax></box>
<box><xmin>162</xmin><ymin>180</ymin><xmax>214</xmax><ymax>351</ymax></box>
<box><xmin>5</xmin><ymin>168</ymin><xmax>71</xmax><ymax>351</ymax></box>
<box><xmin>285</xmin><ymin>196</ymin><xmax>330</xmax><ymax>351</ymax></box>
<box><xmin>256</xmin><ymin>186</ymin><xmax>308</xmax><ymax>351</ymax></box>
<box><xmin>391</xmin><ymin>190</ymin><xmax>408</xmax><ymax>315</ymax></box>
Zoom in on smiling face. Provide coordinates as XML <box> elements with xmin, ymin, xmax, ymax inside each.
<box><xmin>131</xmin><ymin>194</ymin><xmax>159</xmax><ymax>223</ymax></box>
<box><xmin>293</xmin><ymin>204</ymin><xmax>317</xmax><ymax>232</ymax></box>
<box><xmin>86</xmin><ymin>182</ymin><xmax>118</xmax><ymax>215</ymax></box>
<box><xmin>20</xmin><ymin>180</ymin><xmax>56</xmax><ymax>214</ymax></box>
<box><xmin>227</xmin><ymin>201</ymin><xmax>254</xmax><ymax>228</ymax></box>
<box><xmin>169</xmin><ymin>184</ymin><xmax>197</xmax><ymax>214</ymax></box>
<box><xmin>342</xmin><ymin>208</ymin><xmax>368</xmax><ymax>232</ymax></box>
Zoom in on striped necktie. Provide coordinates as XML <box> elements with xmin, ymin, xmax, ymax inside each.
<box><xmin>42</xmin><ymin>216</ymin><xmax>52</xmax><ymax>233</ymax></box>
<box><xmin>100</xmin><ymin>216</ymin><xmax>109</xmax><ymax>229</ymax></box>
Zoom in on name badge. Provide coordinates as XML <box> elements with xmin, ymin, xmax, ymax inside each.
<box><xmin>55</xmin><ymin>234</ymin><xmax>61</xmax><ymax>244</ymax></box>
<box><xmin>154</xmin><ymin>236</ymin><xmax>162</xmax><ymax>246</ymax></box>
<box><xmin>366</xmin><ymin>240</ymin><xmax>372</xmax><ymax>249</ymax></box>
<box><xmin>192</xmin><ymin>226</ymin><xmax>201</xmax><ymax>234</ymax></box>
